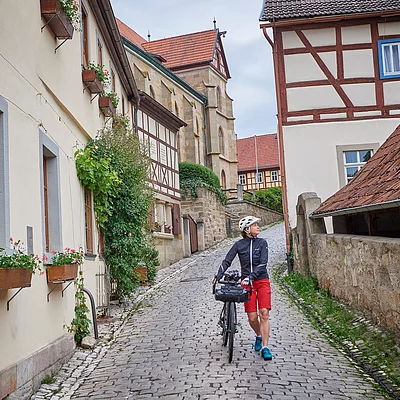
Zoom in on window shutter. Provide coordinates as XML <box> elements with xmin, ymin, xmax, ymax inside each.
<box><xmin>172</xmin><ymin>204</ymin><xmax>181</xmax><ymax>235</ymax></box>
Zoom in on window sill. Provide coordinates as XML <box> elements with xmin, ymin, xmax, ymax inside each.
<box><xmin>84</xmin><ymin>253</ymin><xmax>97</xmax><ymax>261</ymax></box>
<box><xmin>152</xmin><ymin>232</ymin><xmax>174</xmax><ymax>240</ymax></box>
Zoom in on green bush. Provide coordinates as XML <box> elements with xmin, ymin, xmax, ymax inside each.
<box><xmin>179</xmin><ymin>162</ymin><xmax>227</xmax><ymax>204</ymax></box>
<box><xmin>244</xmin><ymin>186</ymin><xmax>283</xmax><ymax>213</ymax></box>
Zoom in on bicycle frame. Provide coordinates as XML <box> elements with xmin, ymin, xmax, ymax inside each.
<box><xmin>213</xmin><ymin>275</ymin><xmax>252</xmax><ymax>363</ymax></box>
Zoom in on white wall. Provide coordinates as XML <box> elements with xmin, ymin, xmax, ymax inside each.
<box><xmin>0</xmin><ymin>0</ymin><xmax>129</xmax><ymax>376</ymax></box>
<box><xmin>283</xmin><ymin>119</ymin><xmax>400</xmax><ymax>228</ymax></box>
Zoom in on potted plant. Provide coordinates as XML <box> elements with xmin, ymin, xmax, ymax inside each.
<box><xmin>163</xmin><ymin>223</ymin><xmax>173</xmax><ymax>234</ymax></box>
<box><xmin>82</xmin><ymin>62</ymin><xmax>110</xmax><ymax>94</ymax></box>
<box><xmin>46</xmin><ymin>247</ymin><xmax>84</xmax><ymax>283</ymax></box>
<box><xmin>40</xmin><ymin>0</ymin><xmax>81</xmax><ymax>40</ymax></box>
<box><xmin>0</xmin><ymin>238</ymin><xmax>43</xmax><ymax>290</ymax></box>
<box><xmin>133</xmin><ymin>261</ymin><xmax>148</xmax><ymax>286</ymax></box>
<box><xmin>99</xmin><ymin>91</ymin><xmax>119</xmax><ymax>116</ymax></box>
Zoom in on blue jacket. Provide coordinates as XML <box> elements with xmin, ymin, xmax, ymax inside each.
<box><xmin>216</xmin><ymin>236</ymin><xmax>269</xmax><ymax>282</ymax></box>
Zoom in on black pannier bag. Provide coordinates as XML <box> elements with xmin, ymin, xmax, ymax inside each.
<box><xmin>215</xmin><ymin>285</ymin><xmax>249</xmax><ymax>303</ymax></box>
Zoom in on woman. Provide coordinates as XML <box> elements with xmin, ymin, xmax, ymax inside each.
<box><xmin>215</xmin><ymin>216</ymin><xmax>272</xmax><ymax>360</ymax></box>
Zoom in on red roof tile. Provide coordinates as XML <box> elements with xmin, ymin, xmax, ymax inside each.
<box><xmin>260</xmin><ymin>0</ymin><xmax>400</xmax><ymax>22</ymax></box>
<box><xmin>141</xmin><ymin>30</ymin><xmax>217</xmax><ymax>70</ymax></box>
<box><xmin>116</xmin><ymin>18</ymin><xmax>147</xmax><ymax>50</ymax></box>
<box><xmin>313</xmin><ymin>124</ymin><xmax>400</xmax><ymax>217</ymax></box>
<box><xmin>237</xmin><ymin>134</ymin><xmax>280</xmax><ymax>172</ymax></box>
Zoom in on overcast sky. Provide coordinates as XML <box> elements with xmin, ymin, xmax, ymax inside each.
<box><xmin>110</xmin><ymin>0</ymin><xmax>277</xmax><ymax>138</ymax></box>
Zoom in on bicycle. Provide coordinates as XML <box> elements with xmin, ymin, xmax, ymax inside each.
<box><xmin>213</xmin><ymin>270</ymin><xmax>252</xmax><ymax>363</ymax></box>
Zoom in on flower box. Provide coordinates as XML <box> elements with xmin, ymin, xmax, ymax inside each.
<box><xmin>40</xmin><ymin>0</ymin><xmax>74</xmax><ymax>40</ymax></box>
<box><xmin>0</xmin><ymin>268</ymin><xmax>32</xmax><ymax>290</ymax></box>
<box><xmin>82</xmin><ymin>70</ymin><xmax>103</xmax><ymax>94</ymax></box>
<box><xmin>99</xmin><ymin>96</ymin><xmax>116</xmax><ymax>116</ymax></box>
<box><xmin>47</xmin><ymin>264</ymin><xmax>78</xmax><ymax>283</ymax></box>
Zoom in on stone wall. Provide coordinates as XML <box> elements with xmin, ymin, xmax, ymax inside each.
<box><xmin>181</xmin><ymin>187</ymin><xmax>227</xmax><ymax>250</ymax></box>
<box><xmin>294</xmin><ymin>192</ymin><xmax>400</xmax><ymax>337</ymax></box>
<box><xmin>310</xmin><ymin>233</ymin><xmax>400</xmax><ymax>335</ymax></box>
<box><xmin>226</xmin><ymin>200</ymin><xmax>283</xmax><ymax>237</ymax></box>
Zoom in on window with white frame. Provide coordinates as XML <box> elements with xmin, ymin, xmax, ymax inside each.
<box><xmin>271</xmin><ymin>170</ymin><xmax>278</xmax><ymax>182</ymax></box>
<box><xmin>378</xmin><ymin>39</ymin><xmax>400</xmax><ymax>79</ymax></box>
<box><xmin>239</xmin><ymin>174</ymin><xmax>246</xmax><ymax>185</ymax></box>
<box><xmin>343</xmin><ymin>149</ymin><xmax>373</xmax><ymax>183</ymax></box>
<box><xmin>255</xmin><ymin>172</ymin><xmax>263</xmax><ymax>184</ymax></box>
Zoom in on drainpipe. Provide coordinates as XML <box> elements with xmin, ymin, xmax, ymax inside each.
<box><xmin>262</xmin><ymin>26</ymin><xmax>292</xmax><ymax>271</ymax></box>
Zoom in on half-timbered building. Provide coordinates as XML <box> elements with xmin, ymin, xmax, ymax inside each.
<box><xmin>137</xmin><ymin>91</ymin><xmax>186</xmax><ymax>266</ymax></box>
<box><xmin>260</xmin><ymin>0</ymin><xmax>400</xmax><ymax>247</ymax></box>
<box><xmin>237</xmin><ymin>134</ymin><xmax>281</xmax><ymax>191</ymax></box>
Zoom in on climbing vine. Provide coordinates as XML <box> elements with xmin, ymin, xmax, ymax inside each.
<box><xmin>74</xmin><ymin>145</ymin><xmax>120</xmax><ymax>227</ymax></box>
<box><xmin>68</xmin><ymin>270</ymin><xmax>91</xmax><ymax>344</ymax></box>
<box><xmin>74</xmin><ymin>115</ymin><xmax>159</xmax><ymax>299</ymax></box>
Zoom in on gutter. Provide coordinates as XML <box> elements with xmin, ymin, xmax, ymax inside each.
<box><xmin>89</xmin><ymin>0</ymin><xmax>139</xmax><ymax>103</ymax></box>
<box><xmin>310</xmin><ymin>198</ymin><xmax>400</xmax><ymax>219</ymax></box>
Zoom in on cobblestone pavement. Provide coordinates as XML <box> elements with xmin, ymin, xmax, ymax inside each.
<box><xmin>32</xmin><ymin>222</ymin><xmax>388</xmax><ymax>400</ymax></box>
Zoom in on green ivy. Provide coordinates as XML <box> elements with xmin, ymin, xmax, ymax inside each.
<box><xmin>74</xmin><ymin>117</ymin><xmax>159</xmax><ymax>299</ymax></box>
<box><xmin>67</xmin><ymin>270</ymin><xmax>90</xmax><ymax>344</ymax></box>
<box><xmin>179</xmin><ymin>162</ymin><xmax>227</xmax><ymax>205</ymax></box>
<box><xmin>74</xmin><ymin>145</ymin><xmax>120</xmax><ymax>227</ymax></box>
<box><xmin>95</xmin><ymin>121</ymin><xmax>158</xmax><ymax>298</ymax></box>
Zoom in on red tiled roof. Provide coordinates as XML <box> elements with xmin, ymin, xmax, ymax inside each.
<box><xmin>116</xmin><ymin>18</ymin><xmax>147</xmax><ymax>50</ymax></box>
<box><xmin>237</xmin><ymin>134</ymin><xmax>279</xmax><ymax>172</ymax></box>
<box><xmin>313</xmin><ymin>124</ymin><xmax>400</xmax><ymax>217</ymax></box>
<box><xmin>141</xmin><ymin>30</ymin><xmax>217</xmax><ymax>70</ymax></box>
<box><xmin>260</xmin><ymin>0</ymin><xmax>400</xmax><ymax>22</ymax></box>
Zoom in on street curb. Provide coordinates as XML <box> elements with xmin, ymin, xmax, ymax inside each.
<box><xmin>275</xmin><ymin>264</ymin><xmax>400</xmax><ymax>400</ymax></box>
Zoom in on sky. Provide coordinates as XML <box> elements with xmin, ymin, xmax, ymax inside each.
<box><xmin>109</xmin><ymin>0</ymin><xmax>278</xmax><ymax>139</ymax></box>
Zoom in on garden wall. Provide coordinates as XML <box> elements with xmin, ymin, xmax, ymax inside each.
<box><xmin>181</xmin><ymin>187</ymin><xmax>227</xmax><ymax>251</ymax></box>
<box><xmin>294</xmin><ymin>192</ymin><xmax>400</xmax><ymax>337</ymax></box>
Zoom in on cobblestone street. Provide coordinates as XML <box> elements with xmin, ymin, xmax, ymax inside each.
<box><xmin>32</xmin><ymin>222</ymin><xmax>388</xmax><ymax>399</ymax></box>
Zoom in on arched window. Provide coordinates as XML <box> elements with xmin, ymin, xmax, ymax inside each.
<box><xmin>221</xmin><ymin>170</ymin><xmax>226</xmax><ymax>189</ymax></box>
<box><xmin>218</xmin><ymin>127</ymin><xmax>225</xmax><ymax>155</ymax></box>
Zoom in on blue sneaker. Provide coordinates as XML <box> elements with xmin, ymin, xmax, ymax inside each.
<box><xmin>261</xmin><ymin>347</ymin><xmax>273</xmax><ymax>360</ymax></box>
<box><xmin>254</xmin><ymin>336</ymin><xmax>262</xmax><ymax>352</ymax></box>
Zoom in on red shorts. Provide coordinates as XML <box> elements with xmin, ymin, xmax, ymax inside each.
<box><xmin>243</xmin><ymin>278</ymin><xmax>271</xmax><ymax>313</ymax></box>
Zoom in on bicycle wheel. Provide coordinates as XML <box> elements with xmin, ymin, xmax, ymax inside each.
<box><xmin>222</xmin><ymin>303</ymin><xmax>229</xmax><ymax>346</ymax></box>
<box><xmin>228</xmin><ymin>302</ymin><xmax>236</xmax><ymax>362</ymax></box>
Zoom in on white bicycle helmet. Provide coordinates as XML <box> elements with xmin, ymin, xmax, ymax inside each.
<box><xmin>239</xmin><ymin>216</ymin><xmax>261</xmax><ymax>232</ymax></box>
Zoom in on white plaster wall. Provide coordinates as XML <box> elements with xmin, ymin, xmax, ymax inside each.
<box><xmin>282</xmin><ymin>31</ymin><xmax>305</xmax><ymax>49</ymax></box>
<box><xmin>378</xmin><ymin>21</ymin><xmax>400</xmax><ymax>36</ymax></box>
<box><xmin>342</xmin><ymin>83</ymin><xmax>376</xmax><ymax>106</ymax></box>
<box><xmin>319</xmin><ymin>52</ymin><xmax>337</xmax><ymax>78</ymax></box>
<box><xmin>303</xmin><ymin>28</ymin><xmax>336</xmax><ymax>46</ymax></box>
<box><xmin>342</xmin><ymin>25</ymin><xmax>371</xmax><ymax>44</ymax></box>
<box><xmin>0</xmin><ymin>1</ymin><xmax>123</xmax><ymax>371</ymax></box>
<box><xmin>383</xmin><ymin>81</ymin><xmax>400</xmax><ymax>105</ymax></box>
<box><xmin>287</xmin><ymin>86</ymin><xmax>344</xmax><ymax>111</ymax></box>
<box><xmin>284</xmin><ymin>54</ymin><xmax>327</xmax><ymax>82</ymax></box>
<box><xmin>283</xmin><ymin>119</ymin><xmax>400</xmax><ymax>229</ymax></box>
<box><xmin>343</xmin><ymin>49</ymin><xmax>374</xmax><ymax>78</ymax></box>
